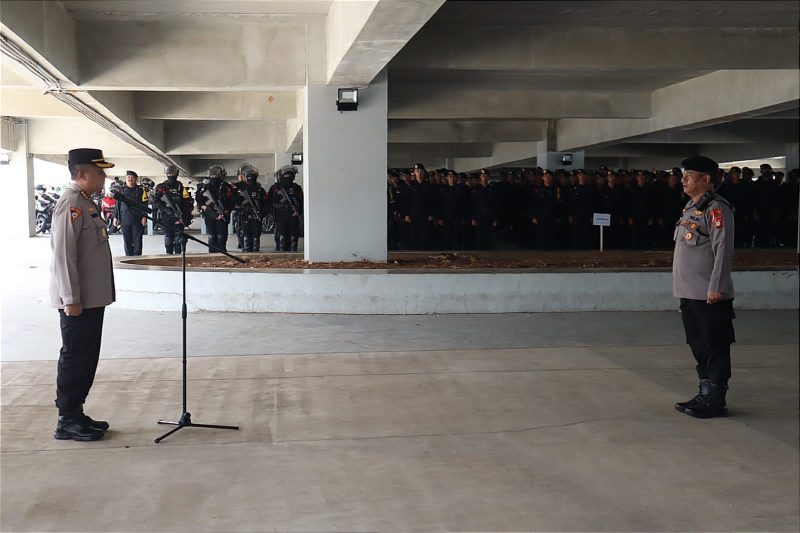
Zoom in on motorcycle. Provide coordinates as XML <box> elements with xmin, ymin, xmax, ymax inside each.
<box><xmin>34</xmin><ymin>186</ymin><xmax>57</xmax><ymax>234</ymax></box>
<box><xmin>101</xmin><ymin>194</ymin><xmax>119</xmax><ymax>234</ymax></box>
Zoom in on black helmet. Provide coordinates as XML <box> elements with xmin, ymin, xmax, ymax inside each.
<box><xmin>245</xmin><ymin>168</ymin><xmax>259</xmax><ymax>181</ymax></box>
<box><xmin>164</xmin><ymin>164</ymin><xmax>179</xmax><ymax>177</ymax></box>
<box><xmin>207</xmin><ymin>164</ymin><xmax>226</xmax><ymax>179</ymax></box>
<box><xmin>237</xmin><ymin>163</ymin><xmax>254</xmax><ymax>176</ymax></box>
<box><xmin>278</xmin><ymin>165</ymin><xmax>298</xmax><ymax>182</ymax></box>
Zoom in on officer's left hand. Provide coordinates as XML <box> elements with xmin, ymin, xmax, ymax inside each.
<box><xmin>706</xmin><ymin>291</ymin><xmax>723</xmax><ymax>304</ymax></box>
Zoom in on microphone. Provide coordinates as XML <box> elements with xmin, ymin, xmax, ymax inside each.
<box><xmin>112</xmin><ymin>190</ymin><xmax>152</xmax><ymax>213</ymax></box>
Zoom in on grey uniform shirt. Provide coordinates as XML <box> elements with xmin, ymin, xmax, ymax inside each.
<box><xmin>49</xmin><ymin>182</ymin><xmax>116</xmax><ymax>309</ymax></box>
<box><xmin>672</xmin><ymin>193</ymin><xmax>734</xmax><ymax>300</ymax></box>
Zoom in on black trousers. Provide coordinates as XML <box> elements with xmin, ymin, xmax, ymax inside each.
<box><xmin>205</xmin><ymin>216</ymin><xmax>229</xmax><ymax>252</ymax></box>
<box><xmin>121</xmin><ymin>222</ymin><xmax>144</xmax><ymax>256</ymax></box>
<box><xmin>275</xmin><ymin>213</ymin><xmax>301</xmax><ymax>251</ymax></box>
<box><xmin>56</xmin><ymin>307</ymin><xmax>105</xmax><ymax>414</ymax></box>
<box><xmin>680</xmin><ymin>298</ymin><xmax>735</xmax><ymax>385</ymax></box>
<box><xmin>243</xmin><ymin>218</ymin><xmax>262</xmax><ymax>252</ymax></box>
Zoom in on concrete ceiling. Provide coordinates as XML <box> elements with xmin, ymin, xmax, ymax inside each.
<box><xmin>386</xmin><ymin>0</ymin><xmax>800</xmax><ymax>170</ymax></box>
<box><xmin>1</xmin><ymin>0</ymin><xmax>798</xmax><ymax>176</ymax></box>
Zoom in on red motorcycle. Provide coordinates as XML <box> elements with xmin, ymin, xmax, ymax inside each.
<box><xmin>101</xmin><ymin>195</ymin><xmax>120</xmax><ymax>234</ymax></box>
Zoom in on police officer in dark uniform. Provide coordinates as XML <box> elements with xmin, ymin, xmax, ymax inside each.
<box><xmin>49</xmin><ymin>148</ymin><xmax>116</xmax><ymax>441</ymax></box>
<box><xmin>532</xmin><ymin>171</ymin><xmax>558</xmax><ymax>249</ymax></box>
<box><xmin>155</xmin><ymin>165</ymin><xmax>191</xmax><ymax>254</ymax></box>
<box><xmin>470</xmin><ymin>169</ymin><xmax>497</xmax><ymax>250</ymax></box>
<box><xmin>672</xmin><ymin>156</ymin><xmax>736</xmax><ymax>419</ymax></box>
<box><xmin>238</xmin><ymin>167</ymin><xmax>269</xmax><ymax>252</ymax></box>
<box><xmin>439</xmin><ymin>170</ymin><xmax>467</xmax><ymax>250</ymax></box>
<box><xmin>196</xmin><ymin>164</ymin><xmax>235</xmax><ymax>252</ymax></box>
<box><xmin>115</xmin><ymin>170</ymin><xmax>147</xmax><ymax>256</ymax></box>
<box><xmin>232</xmin><ymin>164</ymin><xmax>253</xmax><ymax>250</ymax></box>
<box><xmin>567</xmin><ymin>170</ymin><xmax>597</xmax><ymax>249</ymax></box>
<box><xmin>267</xmin><ymin>165</ymin><xmax>303</xmax><ymax>251</ymax></box>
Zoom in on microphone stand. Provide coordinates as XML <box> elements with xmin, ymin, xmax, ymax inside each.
<box><xmin>113</xmin><ymin>191</ymin><xmax>242</xmax><ymax>443</ymax></box>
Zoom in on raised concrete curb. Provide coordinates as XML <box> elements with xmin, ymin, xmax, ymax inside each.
<box><xmin>114</xmin><ymin>265</ymin><xmax>798</xmax><ymax>314</ymax></box>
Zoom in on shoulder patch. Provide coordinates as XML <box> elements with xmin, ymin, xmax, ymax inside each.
<box><xmin>69</xmin><ymin>207</ymin><xmax>82</xmax><ymax>221</ymax></box>
<box><xmin>712</xmin><ymin>208</ymin><xmax>723</xmax><ymax>229</ymax></box>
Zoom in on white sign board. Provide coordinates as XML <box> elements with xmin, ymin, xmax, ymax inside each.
<box><xmin>593</xmin><ymin>213</ymin><xmax>611</xmax><ymax>226</ymax></box>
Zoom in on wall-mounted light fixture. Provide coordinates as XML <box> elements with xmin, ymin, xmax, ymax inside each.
<box><xmin>291</xmin><ymin>152</ymin><xmax>303</xmax><ymax>165</ymax></box>
<box><xmin>561</xmin><ymin>153</ymin><xmax>573</xmax><ymax>166</ymax></box>
<box><xmin>336</xmin><ymin>88</ymin><xmax>358</xmax><ymax>111</ymax></box>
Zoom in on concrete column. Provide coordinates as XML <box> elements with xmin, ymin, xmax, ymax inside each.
<box><xmin>536</xmin><ymin>147</ymin><xmax>586</xmax><ymax>171</ymax></box>
<box><xmin>303</xmin><ymin>70</ymin><xmax>388</xmax><ymax>262</ymax></box>
<box><xmin>7</xmin><ymin>121</ymin><xmax>36</xmax><ymax>238</ymax></box>
<box><xmin>785</xmin><ymin>143</ymin><xmax>799</xmax><ymax>172</ymax></box>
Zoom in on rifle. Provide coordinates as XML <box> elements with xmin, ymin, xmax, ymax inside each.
<box><xmin>203</xmin><ymin>188</ymin><xmax>226</xmax><ymax>219</ymax></box>
<box><xmin>239</xmin><ymin>188</ymin><xmax>262</xmax><ymax>219</ymax></box>
<box><xmin>277</xmin><ymin>183</ymin><xmax>301</xmax><ymax>218</ymax></box>
<box><xmin>160</xmin><ymin>190</ymin><xmax>184</xmax><ymax>221</ymax></box>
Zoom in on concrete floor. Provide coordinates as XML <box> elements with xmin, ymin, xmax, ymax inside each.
<box><xmin>1</xmin><ymin>235</ymin><xmax>798</xmax><ymax>532</ymax></box>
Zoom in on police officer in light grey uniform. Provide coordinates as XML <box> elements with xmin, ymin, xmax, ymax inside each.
<box><xmin>49</xmin><ymin>148</ymin><xmax>116</xmax><ymax>441</ymax></box>
<box><xmin>672</xmin><ymin>155</ymin><xmax>735</xmax><ymax>419</ymax></box>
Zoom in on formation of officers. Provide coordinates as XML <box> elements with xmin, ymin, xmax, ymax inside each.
<box><xmin>115</xmin><ymin>163</ymin><xmax>303</xmax><ymax>255</ymax></box>
<box><xmin>194</xmin><ymin>163</ymin><xmax>303</xmax><ymax>253</ymax></box>
<box><xmin>387</xmin><ymin>163</ymin><xmax>800</xmax><ymax>251</ymax></box>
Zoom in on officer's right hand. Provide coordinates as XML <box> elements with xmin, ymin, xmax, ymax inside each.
<box><xmin>64</xmin><ymin>304</ymin><xmax>83</xmax><ymax>317</ymax></box>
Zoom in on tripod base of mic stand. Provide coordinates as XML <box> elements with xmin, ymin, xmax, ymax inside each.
<box><xmin>154</xmin><ymin>411</ymin><xmax>239</xmax><ymax>443</ymax></box>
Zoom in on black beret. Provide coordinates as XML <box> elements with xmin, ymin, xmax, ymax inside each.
<box><xmin>67</xmin><ymin>148</ymin><xmax>114</xmax><ymax>168</ymax></box>
<box><xmin>125</xmin><ymin>170</ymin><xmax>138</xmax><ymax>178</ymax></box>
<box><xmin>412</xmin><ymin>162</ymin><xmax>425</xmax><ymax>171</ymax></box>
<box><xmin>681</xmin><ymin>155</ymin><xmax>719</xmax><ymax>174</ymax></box>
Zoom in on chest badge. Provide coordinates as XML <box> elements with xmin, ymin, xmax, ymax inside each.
<box><xmin>684</xmin><ymin>232</ymin><xmax>694</xmax><ymax>241</ymax></box>
<box><xmin>694</xmin><ymin>210</ymin><xmax>703</xmax><ymax>216</ymax></box>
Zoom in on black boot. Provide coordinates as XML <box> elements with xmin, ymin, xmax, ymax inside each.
<box><xmin>54</xmin><ymin>414</ymin><xmax>105</xmax><ymax>441</ymax></box>
<box><xmin>290</xmin><ymin>236</ymin><xmax>299</xmax><ymax>251</ymax></box>
<box><xmin>684</xmin><ymin>382</ymin><xmax>729</xmax><ymax>418</ymax></box>
<box><xmin>675</xmin><ymin>379</ymin><xmax>711</xmax><ymax>413</ymax></box>
<box><xmin>80</xmin><ymin>409</ymin><xmax>109</xmax><ymax>431</ymax></box>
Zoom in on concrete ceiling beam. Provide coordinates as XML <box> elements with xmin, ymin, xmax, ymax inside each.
<box><xmin>87</xmin><ymin>90</ymin><xmax>165</xmax><ymax>150</ymax></box>
<box><xmin>327</xmin><ymin>0</ymin><xmax>446</xmax><ymax>86</ymax></box>
<box><xmin>1</xmin><ymin>2</ymin><xmax>187</xmax><ymax>173</ymax></box>
<box><xmin>393</xmin><ymin>26</ymin><xmax>799</xmax><ymax>71</ymax></box>
<box><xmin>26</xmin><ymin>117</ymin><xmax>144</xmax><ymax>157</ymax></box>
<box><xmin>164</xmin><ymin>121</ymin><xmax>279</xmax><ymax>156</ymax></box>
<box><xmin>135</xmin><ymin>92</ymin><xmax>296</xmax><ymax>121</ymax></box>
<box><xmin>558</xmin><ymin>70</ymin><xmax>800</xmax><ymax>151</ymax></box>
<box><xmin>388</xmin><ymin>120</ymin><xmax>547</xmax><ymax>143</ymax></box>
<box><xmin>0</xmin><ymin>88</ymin><xmax>83</xmax><ymax>118</ymax></box>
<box><xmin>390</xmin><ymin>88</ymin><xmax>650</xmax><ymax>119</ymax></box>
<box><xmin>0</xmin><ymin>1</ymin><xmax>79</xmax><ymax>82</ymax></box>
<box><xmin>389</xmin><ymin>142</ymin><xmax>494</xmax><ymax>159</ymax></box>
<box><xmin>75</xmin><ymin>18</ymin><xmax>308</xmax><ymax>91</ymax></box>
<box><xmin>627</xmin><ymin>120</ymin><xmax>799</xmax><ymax>145</ymax></box>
